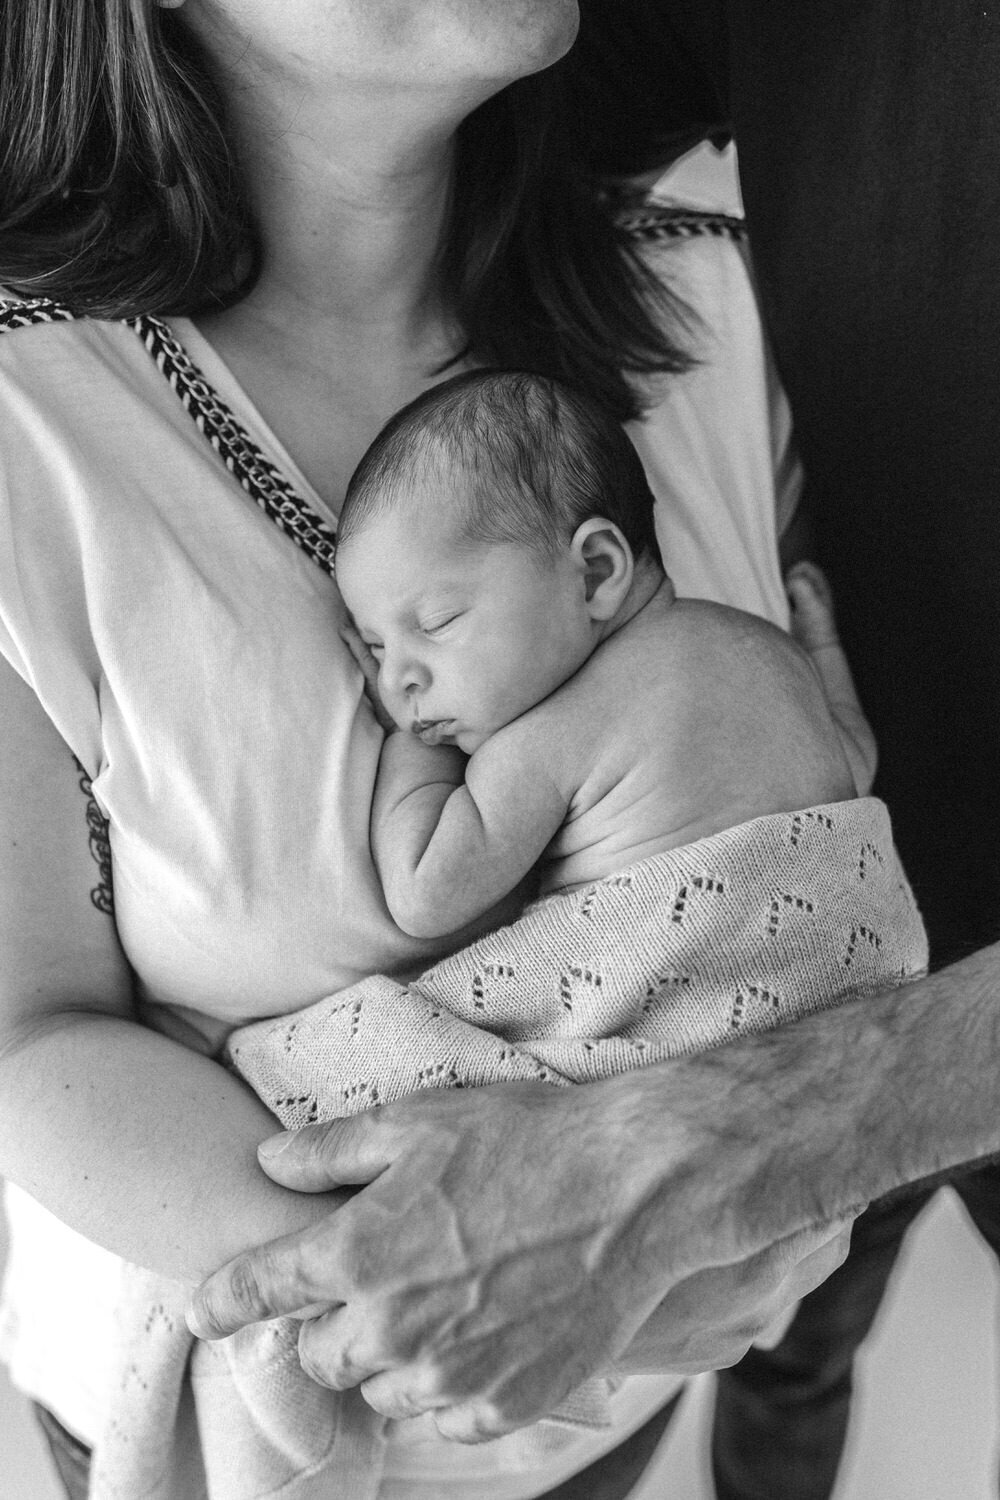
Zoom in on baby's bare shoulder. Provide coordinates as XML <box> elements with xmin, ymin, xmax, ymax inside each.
<box><xmin>607</xmin><ymin>596</ymin><xmax>812</xmax><ymax>692</ymax></box>
<box><xmin>576</xmin><ymin>593</ymin><xmax>849</xmax><ymax>788</ymax></box>
<box><xmin>537</xmin><ymin>601</ymin><xmax>689</xmax><ymax>779</ymax></box>
<box><xmin>642</xmin><ymin>598</ymin><xmax>854</xmax><ymax>811</ymax></box>
<box><xmin>490</xmin><ymin>641</ymin><xmax>639</xmax><ymax>800</ymax></box>
<box><xmin>476</xmin><ymin>683</ymin><xmax>597</xmax><ymax>796</ymax></box>
<box><xmin>574</xmin><ymin>594</ymin><xmax>801</xmax><ymax>703</ymax></box>
<box><xmin>519</xmin><ymin>594</ymin><xmax>829</xmax><ymax>776</ymax></box>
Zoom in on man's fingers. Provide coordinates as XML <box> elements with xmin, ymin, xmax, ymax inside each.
<box><xmin>359</xmin><ymin>1370</ymin><xmax>447</xmax><ymax>1422</ymax></box>
<box><xmin>432</xmin><ymin>1400</ymin><xmax>514</xmax><ymax>1444</ymax></box>
<box><xmin>187</xmin><ymin>1229</ymin><xmax>336</xmax><ymax>1340</ymax></box>
<box><xmin>780</xmin><ymin>1221</ymin><xmax>852</xmax><ymax>1302</ymax></box>
<box><xmin>358</xmin><ymin>1375</ymin><xmax>509</xmax><ymax>1443</ymax></box>
<box><xmin>295</xmin><ymin>1307</ymin><xmax>378</xmax><ymax>1390</ymax></box>
<box><xmin>785</xmin><ymin>558</ymin><xmax>836</xmax><ymax>614</ymax></box>
<box><xmin>257</xmin><ymin>1114</ymin><xmax>393</xmax><ymax>1191</ymax></box>
<box><xmin>786</xmin><ymin>560</ymin><xmax>840</xmax><ymax>650</ymax></box>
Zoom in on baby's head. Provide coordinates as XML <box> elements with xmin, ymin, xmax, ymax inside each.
<box><xmin>336</xmin><ymin>369</ymin><xmax>666</xmax><ymax>753</ymax></box>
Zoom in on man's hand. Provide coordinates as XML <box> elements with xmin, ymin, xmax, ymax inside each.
<box><xmin>187</xmin><ymin>1077</ymin><xmax>855</xmax><ymax>1443</ymax></box>
<box><xmin>613</xmin><ymin>1220</ymin><xmax>852</xmax><ymax>1377</ymax></box>
<box><xmin>786</xmin><ymin>560</ymin><xmax>878</xmax><ymax>795</ymax></box>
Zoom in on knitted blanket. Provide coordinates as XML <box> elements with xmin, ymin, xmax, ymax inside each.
<box><xmin>90</xmin><ymin>797</ymin><xmax>926</xmax><ymax>1500</ymax></box>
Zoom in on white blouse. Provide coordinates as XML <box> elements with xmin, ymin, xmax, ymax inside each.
<box><xmin>0</xmin><ymin>218</ymin><xmax>798</xmax><ymax>1494</ymax></box>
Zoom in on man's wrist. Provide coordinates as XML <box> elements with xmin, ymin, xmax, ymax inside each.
<box><xmin>590</xmin><ymin>992</ymin><xmax>905</xmax><ymax>1280</ymax></box>
<box><xmin>598</xmin><ymin>946</ymin><xmax>1000</xmax><ymax>1278</ymax></box>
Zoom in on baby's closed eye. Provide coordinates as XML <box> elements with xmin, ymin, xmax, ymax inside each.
<box><xmin>419</xmin><ymin>612</ymin><xmax>462</xmax><ymax>636</ymax></box>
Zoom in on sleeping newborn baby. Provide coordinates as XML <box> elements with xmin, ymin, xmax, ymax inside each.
<box><xmin>333</xmin><ymin>367</ymin><xmax>866</xmax><ymax>938</ymax></box>
<box><xmin>231</xmin><ymin>368</ymin><xmax>924</xmax><ymax>1109</ymax></box>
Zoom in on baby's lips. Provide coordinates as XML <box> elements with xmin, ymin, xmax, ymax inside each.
<box><xmin>412</xmin><ymin>718</ymin><xmax>454</xmax><ymax>746</ymax></box>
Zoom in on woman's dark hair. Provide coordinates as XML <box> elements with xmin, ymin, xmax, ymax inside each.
<box><xmin>340</xmin><ymin>369</ymin><xmax>663</xmax><ymax>569</ymax></box>
<box><xmin>0</xmin><ymin>4</ymin><xmax>692</xmax><ymax>420</ymax></box>
<box><xmin>0</xmin><ymin>3</ymin><xmax>250</xmax><ymax>316</ymax></box>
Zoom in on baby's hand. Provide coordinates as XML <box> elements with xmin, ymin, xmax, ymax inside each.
<box><xmin>786</xmin><ymin>561</ymin><xmax>877</xmax><ymax>796</ymax></box>
<box><xmin>340</xmin><ymin>622</ymin><xmax>398</xmax><ymax>734</ymax></box>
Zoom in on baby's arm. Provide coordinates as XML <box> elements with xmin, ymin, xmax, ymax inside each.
<box><xmin>786</xmin><ymin>561</ymin><xmax>878</xmax><ymax>795</ymax></box>
<box><xmin>371</xmin><ymin>723</ymin><xmax>569</xmax><ymax>939</ymax></box>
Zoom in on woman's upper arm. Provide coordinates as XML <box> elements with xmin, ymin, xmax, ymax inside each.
<box><xmin>0</xmin><ymin>651</ymin><xmax>134</xmax><ymax>1048</ymax></box>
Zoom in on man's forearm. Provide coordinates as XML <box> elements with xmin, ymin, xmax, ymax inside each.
<box><xmin>609</xmin><ymin>943</ymin><xmax>1000</xmax><ymax>1281</ymax></box>
<box><xmin>0</xmin><ymin>1012</ymin><xmax>345</xmax><ymax>1283</ymax></box>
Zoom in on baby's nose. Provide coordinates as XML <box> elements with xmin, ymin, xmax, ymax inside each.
<box><xmin>381</xmin><ymin>652</ymin><xmax>429</xmax><ymax>698</ymax></box>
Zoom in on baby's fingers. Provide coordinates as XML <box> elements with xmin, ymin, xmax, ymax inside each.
<box><xmin>339</xmin><ymin>622</ymin><xmax>377</xmax><ymax>678</ymax></box>
<box><xmin>339</xmin><ymin>626</ymin><xmax>397</xmax><ymax>732</ymax></box>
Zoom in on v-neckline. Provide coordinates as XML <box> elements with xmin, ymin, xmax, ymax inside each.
<box><xmin>127</xmin><ymin>313</ymin><xmax>339</xmax><ymax>581</ymax></box>
<box><xmin>166</xmin><ymin>317</ymin><xmax>336</xmax><ymax>529</ymax></box>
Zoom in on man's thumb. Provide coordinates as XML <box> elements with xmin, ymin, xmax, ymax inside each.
<box><xmin>257</xmin><ymin>1115</ymin><xmax>389</xmax><ymax>1190</ymax></box>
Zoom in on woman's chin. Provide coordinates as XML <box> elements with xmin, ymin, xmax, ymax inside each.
<box><xmin>518</xmin><ymin>0</ymin><xmax>581</xmax><ymax>68</ymax></box>
<box><xmin>469</xmin><ymin>0</ymin><xmax>579</xmax><ymax>81</ymax></box>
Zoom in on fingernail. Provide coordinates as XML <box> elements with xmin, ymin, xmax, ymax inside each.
<box><xmin>258</xmin><ymin>1131</ymin><xmax>294</xmax><ymax>1159</ymax></box>
<box><xmin>186</xmin><ymin>1302</ymin><xmax>209</xmax><ymax>1339</ymax></box>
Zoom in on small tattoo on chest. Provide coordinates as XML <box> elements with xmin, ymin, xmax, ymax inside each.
<box><xmin>72</xmin><ymin>756</ymin><xmax>114</xmax><ymax>915</ymax></box>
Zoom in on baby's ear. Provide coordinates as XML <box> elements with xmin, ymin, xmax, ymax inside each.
<box><xmin>571</xmin><ymin>518</ymin><xmax>633</xmax><ymax>620</ymax></box>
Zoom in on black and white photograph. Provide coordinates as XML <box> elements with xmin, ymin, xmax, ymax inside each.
<box><xmin>1</xmin><ymin>4</ymin><xmax>998</xmax><ymax>1497</ymax></box>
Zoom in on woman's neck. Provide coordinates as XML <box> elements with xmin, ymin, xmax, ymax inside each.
<box><xmin>197</xmin><ymin>29</ymin><xmax>491</xmax><ymax>357</ymax></box>
<box><xmin>239</xmin><ymin>99</ymin><xmax>457</xmax><ymax>339</ymax></box>
<box><xmin>176</xmin><ymin>16</ymin><xmax>500</xmax><ymax>503</ymax></box>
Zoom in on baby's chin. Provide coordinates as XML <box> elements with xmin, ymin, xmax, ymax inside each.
<box><xmin>456</xmin><ymin>710</ymin><xmax>526</xmax><ymax>754</ymax></box>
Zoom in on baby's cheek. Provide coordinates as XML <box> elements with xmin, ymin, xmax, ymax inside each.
<box><xmin>456</xmin><ymin>728</ymin><xmax>487</xmax><ymax>753</ymax></box>
<box><xmin>381</xmin><ymin>686</ymin><xmax>410</xmax><ymax>730</ymax></box>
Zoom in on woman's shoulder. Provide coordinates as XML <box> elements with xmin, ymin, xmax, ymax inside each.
<box><xmin>617</xmin><ymin>195</ymin><xmax>755</xmax><ymax>346</ymax></box>
<box><xmin>614</xmin><ymin>142</ymin><xmax>746</xmax><ymax>260</ymax></box>
<box><xmin>0</xmin><ymin>298</ymin><xmax>195</xmax><ymax>488</ymax></box>
<box><xmin>615</xmin><ymin>186</ymin><xmax>796</xmax><ymax>626</ymax></box>
<box><xmin>613</xmin><ymin>142</ymin><xmax>746</xmax><ymax>241</ymax></box>
<box><xmin>0</xmin><ymin>294</ymin><xmax>156</xmax><ymax>392</ymax></box>
<box><xmin>0</xmin><ymin>293</ymin><xmax>120</xmax><ymax>342</ymax></box>
<box><xmin>0</xmin><ymin>294</ymin><xmax>78</xmax><ymax>331</ymax></box>
<box><xmin>615</xmin><ymin>195</ymin><xmax>748</xmax><ymax>253</ymax></box>
<box><xmin>611</xmin><ymin>142</ymin><xmax>754</xmax><ymax>355</ymax></box>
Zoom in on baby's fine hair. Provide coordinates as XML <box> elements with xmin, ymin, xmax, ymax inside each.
<box><xmin>339</xmin><ymin>369</ymin><xmax>663</xmax><ymax>566</ymax></box>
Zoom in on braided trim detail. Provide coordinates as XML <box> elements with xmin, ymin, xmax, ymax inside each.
<box><xmin>0</xmin><ymin>297</ymin><xmax>77</xmax><ymax>331</ymax></box>
<box><xmin>0</xmin><ymin>297</ymin><xmax>338</xmax><ymax>581</ymax></box>
<box><xmin>615</xmin><ymin>203</ymin><xmax>748</xmax><ymax>245</ymax></box>
<box><xmin>127</xmin><ymin>315</ymin><xmax>338</xmax><ymax>578</ymax></box>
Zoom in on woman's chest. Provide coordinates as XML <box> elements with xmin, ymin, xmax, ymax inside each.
<box><xmin>68</xmin><ymin>455</ymin><xmax>444</xmax><ymax>1022</ymax></box>
<box><xmin>185</xmin><ymin>308</ymin><xmax>465</xmax><ymax>513</ymax></box>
